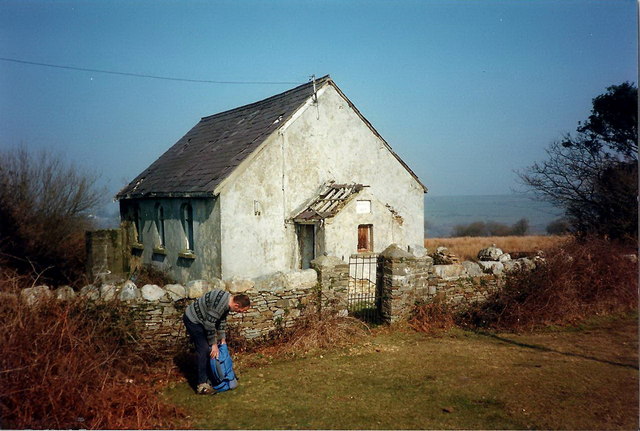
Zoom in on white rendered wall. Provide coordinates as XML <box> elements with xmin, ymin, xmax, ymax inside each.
<box><xmin>218</xmin><ymin>84</ymin><xmax>424</xmax><ymax>279</ymax></box>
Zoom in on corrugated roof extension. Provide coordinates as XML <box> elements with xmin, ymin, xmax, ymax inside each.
<box><xmin>116</xmin><ymin>75</ymin><xmax>426</xmax><ymax>200</ymax></box>
<box><xmin>293</xmin><ymin>183</ymin><xmax>365</xmax><ymax>222</ymax></box>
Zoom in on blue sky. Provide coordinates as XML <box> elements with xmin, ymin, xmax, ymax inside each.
<box><xmin>0</xmin><ymin>0</ymin><xmax>637</xmax><ymax>211</ymax></box>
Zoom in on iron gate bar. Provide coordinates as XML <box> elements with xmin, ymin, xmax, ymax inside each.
<box><xmin>347</xmin><ymin>253</ymin><xmax>382</xmax><ymax>323</ymax></box>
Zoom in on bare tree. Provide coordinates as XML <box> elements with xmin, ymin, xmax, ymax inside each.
<box><xmin>0</xmin><ymin>146</ymin><xmax>105</xmax><ymax>286</ymax></box>
<box><xmin>518</xmin><ymin>83</ymin><xmax>638</xmax><ymax>240</ymax></box>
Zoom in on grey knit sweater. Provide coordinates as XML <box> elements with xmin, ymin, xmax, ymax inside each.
<box><xmin>184</xmin><ymin>289</ymin><xmax>231</xmax><ymax>345</ymax></box>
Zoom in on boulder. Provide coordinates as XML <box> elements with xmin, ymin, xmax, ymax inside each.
<box><xmin>478</xmin><ymin>244</ymin><xmax>504</xmax><ymax>261</ymax></box>
<box><xmin>20</xmin><ymin>285</ymin><xmax>53</xmax><ymax>306</ymax></box>
<box><xmin>430</xmin><ymin>246</ymin><xmax>458</xmax><ymax>264</ymax></box>
<box><xmin>498</xmin><ymin>253</ymin><xmax>512</xmax><ymax>263</ymax></box>
<box><xmin>141</xmin><ymin>284</ymin><xmax>166</xmax><ymax>301</ymax></box>
<box><xmin>283</xmin><ymin>269</ymin><xmax>317</xmax><ymax>290</ymax></box>
<box><xmin>380</xmin><ymin>243</ymin><xmax>414</xmax><ymax>260</ymax></box>
<box><xmin>478</xmin><ymin>261</ymin><xmax>504</xmax><ymax>275</ymax></box>
<box><xmin>408</xmin><ymin>244</ymin><xmax>429</xmax><ymax>258</ymax></box>
<box><xmin>461</xmin><ymin>261</ymin><xmax>483</xmax><ymax>277</ymax></box>
<box><xmin>226</xmin><ymin>277</ymin><xmax>255</xmax><ymax>294</ymax></box>
<box><xmin>186</xmin><ymin>280</ymin><xmax>212</xmax><ymax>298</ymax></box>
<box><xmin>99</xmin><ymin>284</ymin><xmax>118</xmax><ymax>301</ymax></box>
<box><xmin>79</xmin><ymin>285</ymin><xmax>100</xmax><ymax>301</ymax></box>
<box><xmin>311</xmin><ymin>255</ymin><xmax>346</xmax><ymax>268</ymax></box>
<box><xmin>54</xmin><ymin>285</ymin><xmax>76</xmax><ymax>301</ymax></box>
<box><xmin>253</xmin><ymin>272</ymin><xmax>287</xmax><ymax>292</ymax></box>
<box><xmin>433</xmin><ymin>264</ymin><xmax>466</xmax><ymax>280</ymax></box>
<box><xmin>118</xmin><ymin>281</ymin><xmax>141</xmax><ymax>302</ymax></box>
<box><xmin>504</xmin><ymin>258</ymin><xmax>536</xmax><ymax>273</ymax></box>
<box><xmin>210</xmin><ymin>278</ymin><xmax>225</xmax><ymax>291</ymax></box>
<box><xmin>164</xmin><ymin>284</ymin><xmax>186</xmax><ymax>301</ymax></box>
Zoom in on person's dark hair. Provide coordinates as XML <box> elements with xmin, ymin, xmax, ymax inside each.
<box><xmin>232</xmin><ymin>294</ymin><xmax>250</xmax><ymax>309</ymax></box>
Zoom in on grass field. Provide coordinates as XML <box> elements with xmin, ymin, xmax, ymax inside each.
<box><xmin>424</xmin><ymin>235</ymin><xmax>568</xmax><ymax>261</ymax></box>
<box><xmin>164</xmin><ymin>313</ymin><xmax>638</xmax><ymax>430</ymax></box>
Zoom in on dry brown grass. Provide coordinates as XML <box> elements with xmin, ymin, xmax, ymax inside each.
<box><xmin>407</xmin><ymin>300</ymin><xmax>455</xmax><ymax>335</ymax></box>
<box><xmin>424</xmin><ymin>235</ymin><xmax>569</xmax><ymax>261</ymax></box>
<box><xmin>234</xmin><ymin>312</ymin><xmax>372</xmax><ymax>367</ymax></box>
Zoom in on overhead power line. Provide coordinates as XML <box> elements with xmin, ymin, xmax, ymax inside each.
<box><xmin>0</xmin><ymin>56</ymin><xmax>303</xmax><ymax>85</ymax></box>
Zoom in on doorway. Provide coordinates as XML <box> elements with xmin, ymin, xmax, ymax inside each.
<box><xmin>296</xmin><ymin>223</ymin><xmax>315</xmax><ymax>269</ymax></box>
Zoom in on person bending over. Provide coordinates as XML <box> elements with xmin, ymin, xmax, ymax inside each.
<box><xmin>183</xmin><ymin>289</ymin><xmax>250</xmax><ymax>394</ymax></box>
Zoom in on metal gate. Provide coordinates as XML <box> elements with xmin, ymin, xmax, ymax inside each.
<box><xmin>347</xmin><ymin>253</ymin><xmax>382</xmax><ymax>323</ymax></box>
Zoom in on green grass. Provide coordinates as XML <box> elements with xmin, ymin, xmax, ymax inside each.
<box><xmin>164</xmin><ymin>313</ymin><xmax>638</xmax><ymax>429</ymax></box>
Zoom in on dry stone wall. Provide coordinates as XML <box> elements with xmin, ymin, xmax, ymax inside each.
<box><xmin>20</xmin><ymin>243</ymin><xmax>540</xmax><ymax>354</ymax></box>
<box><xmin>379</xmin><ymin>244</ymin><xmax>540</xmax><ymax>322</ymax></box>
<box><xmin>20</xmin><ymin>266</ymin><xmax>342</xmax><ymax>352</ymax></box>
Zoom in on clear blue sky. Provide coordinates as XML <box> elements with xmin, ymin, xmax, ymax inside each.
<box><xmin>0</xmin><ymin>0</ymin><xmax>636</xmax><ymax>211</ymax></box>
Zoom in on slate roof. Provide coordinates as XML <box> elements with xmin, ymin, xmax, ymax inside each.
<box><xmin>117</xmin><ymin>75</ymin><xmax>426</xmax><ymax>200</ymax></box>
<box><xmin>293</xmin><ymin>183</ymin><xmax>365</xmax><ymax>222</ymax></box>
<box><xmin>116</xmin><ymin>76</ymin><xmax>331</xmax><ymax>199</ymax></box>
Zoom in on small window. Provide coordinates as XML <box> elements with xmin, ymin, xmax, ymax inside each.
<box><xmin>133</xmin><ymin>205</ymin><xmax>143</xmax><ymax>243</ymax></box>
<box><xmin>155</xmin><ymin>203</ymin><xmax>165</xmax><ymax>247</ymax></box>
<box><xmin>357</xmin><ymin>224</ymin><xmax>373</xmax><ymax>252</ymax></box>
<box><xmin>181</xmin><ymin>203</ymin><xmax>194</xmax><ymax>251</ymax></box>
<box><xmin>356</xmin><ymin>200</ymin><xmax>371</xmax><ymax>214</ymax></box>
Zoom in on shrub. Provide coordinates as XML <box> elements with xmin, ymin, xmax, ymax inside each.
<box><xmin>0</xmin><ymin>288</ymin><xmax>187</xmax><ymax>429</ymax></box>
<box><xmin>546</xmin><ymin>218</ymin><xmax>571</xmax><ymax>235</ymax></box>
<box><xmin>451</xmin><ymin>218</ymin><xmax>530</xmax><ymax>237</ymax></box>
<box><xmin>458</xmin><ymin>237</ymin><xmax>638</xmax><ymax>330</ymax></box>
<box><xmin>0</xmin><ymin>146</ymin><xmax>105</xmax><ymax>287</ymax></box>
<box><xmin>130</xmin><ymin>264</ymin><xmax>176</xmax><ymax>287</ymax></box>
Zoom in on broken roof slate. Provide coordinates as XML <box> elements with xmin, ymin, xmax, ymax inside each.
<box><xmin>117</xmin><ymin>75</ymin><xmax>331</xmax><ymax>199</ymax></box>
<box><xmin>294</xmin><ymin>183</ymin><xmax>365</xmax><ymax>222</ymax></box>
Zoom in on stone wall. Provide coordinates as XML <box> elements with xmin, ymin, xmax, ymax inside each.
<box><xmin>20</xmin><ymin>262</ymin><xmax>350</xmax><ymax>353</ymax></box>
<box><xmin>379</xmin><ymin>244</ymin><xmax>513</xmax><ymax>322</ymax></box>
<box><xmin>22</xmin><ymin>244</ymin><xmax>528</xmax><ymax>354</ymax></box>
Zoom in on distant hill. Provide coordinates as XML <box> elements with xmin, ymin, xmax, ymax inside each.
<box><xmin>425</xmin><ymin>194</ymin><xmax>563</xmax><ymax>238</ymax></box>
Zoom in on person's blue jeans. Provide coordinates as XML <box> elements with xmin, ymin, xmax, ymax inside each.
<box><xmin>183</xmin><ymin>314</ymin><xmax>211</xmax><ymax>385</ymax></box>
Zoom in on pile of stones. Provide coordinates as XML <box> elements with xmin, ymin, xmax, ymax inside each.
<box><xmin>476</xmin><ymin>244</ymin><xmax>538</xmax><ymax>275</ymax></box>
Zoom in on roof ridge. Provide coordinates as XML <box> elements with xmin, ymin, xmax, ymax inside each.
<box><xmin>201</xmin><ymin>74</ymin><xmax>331</xmax><ymax>121</ymax></box>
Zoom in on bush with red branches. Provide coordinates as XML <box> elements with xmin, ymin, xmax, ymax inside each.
<box><xmin>458</xmin><ymin>237</ymin><xmax>638</xmax><ymax>331</ymax></box>
<box><xmin>0</xmin><ymin>275</ymin><xmax>188</xmax><ymax>429</ymax></box>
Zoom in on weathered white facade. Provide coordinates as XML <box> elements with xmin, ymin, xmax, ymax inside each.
<box><xmin>118</xmin><ymin>77</ymin><xmax>426</xmax><ymax>282</ymax></box>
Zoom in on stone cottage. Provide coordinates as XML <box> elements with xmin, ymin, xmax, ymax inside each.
<box><xmin>115</xmin><ymin>75</ymin><xmax>427</xmax><ymax>282</ymax></box>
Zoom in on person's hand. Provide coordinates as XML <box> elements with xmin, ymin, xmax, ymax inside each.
<box><xmin>210</xmin><ymin>343</ymin><xmax>219</xmax><ymax>359</ymax></box>
<box><xmin>220</xmin><ymin>338</ymin><xmax>226</xmax><ymax>345</ymax></box>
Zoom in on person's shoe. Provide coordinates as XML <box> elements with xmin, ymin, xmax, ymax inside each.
<box><xmin>196</xmin><ymin>383</ymin><xmax>214</xmax><ymax>395</ymax></box>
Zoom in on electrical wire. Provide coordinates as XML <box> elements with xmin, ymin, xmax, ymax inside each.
<box><xmin>0</xmin><ymin>56</ymin><xmax>303</xmax><ymax>85</ymax></box>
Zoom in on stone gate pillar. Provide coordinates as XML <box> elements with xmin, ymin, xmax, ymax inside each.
<box><xmin>311</xmin><ymin>255</ymin><xmax>349</xmax><ymax>315</ymax></box>
<box><xmin>379</xmin><ymin>244</ymin><xmax>433</xmax><ymax>323</ymax></box>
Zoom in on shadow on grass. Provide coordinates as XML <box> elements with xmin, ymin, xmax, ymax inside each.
<box><xmin>476</xmin><ymin>331</ymin><xmax>638</xmax><ymax>370</ymax></box>
<box><xmin>173</xmin><ymin>350</ymin><xmax>198</xmax><ymax>391</ymax></box>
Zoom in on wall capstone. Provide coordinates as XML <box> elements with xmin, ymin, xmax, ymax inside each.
<box><xmin>141</xmin><ymin>284</ymin><xmax>167</xmax><ymax>301</ymax></box>
<box><xmin>55</xmin><ymin>286</ymin><xmax>76</xmax><ymax>301</ymax></box>
<box><xmin>20</xmin><ymin>285</ymin><xmax>53</xmax><ymax>306</ymax></box>
<box><xmin>226</xmin><ymin>277</ymin><xmax>255</xmax><ymax>294</ymax></box>
<box><xmin>119</xmin><ymin>281</ymin><xmax>140</xmax><ymax>301</ymax></box>
<box><xmin>165</xmin><ymin>284</ymin><xmax>187</xmax><ymax>301</ymax></box>
<box><xmin>185</xmin><ymin>280</ymin><xmax>211</xmax><ymax>298</ymax></box>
